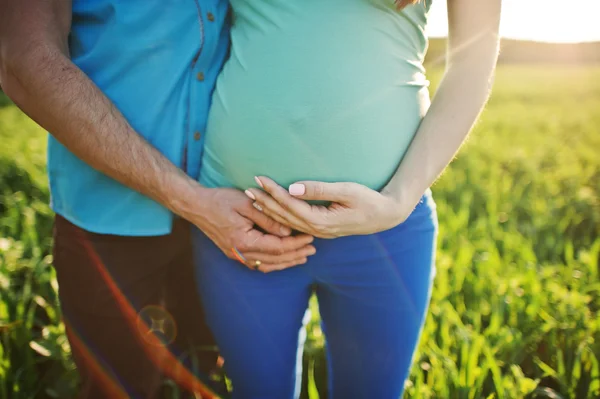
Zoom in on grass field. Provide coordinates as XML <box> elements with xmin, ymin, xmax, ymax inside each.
<box><xmin>1</xmin><ymin>65</ymin><xmax>599</xmax><ymax>398</ymax></box>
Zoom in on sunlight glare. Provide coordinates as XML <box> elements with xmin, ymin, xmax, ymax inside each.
<box><xmin>427</xmin><ymin>0</ymin><xmax>600</xmax><ymax>43</ymax></box>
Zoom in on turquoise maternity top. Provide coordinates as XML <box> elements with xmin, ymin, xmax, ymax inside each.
<box><xmin>199</xmin><ymin>0</ymin><xmax>432</xmax><ymax>191</ymax></box>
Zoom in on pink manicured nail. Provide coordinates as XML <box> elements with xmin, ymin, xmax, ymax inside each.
<box><xmin>289</xmin><ymin>183</ymin><xmax>305</xmax><ymax>196</ymax></box>
<box><xmin>244</xmin><ymin>190</ymin><xmax>255</xmax><ymax>200</ymax></box>
<box><xmin>254</xmin><ymin>176</ymin><xmax>264</xmax><ymax>188</ymax></box>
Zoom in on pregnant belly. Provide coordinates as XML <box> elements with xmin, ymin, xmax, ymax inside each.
<box><xmin>199</xmin><ymin>84</ymin><xmax>430</xmax><ymax>192</ymax></box>
<box><xmin>199</xmin><ymin>0</ymin><xmax>431</xmax><ymax>192</ymax></box>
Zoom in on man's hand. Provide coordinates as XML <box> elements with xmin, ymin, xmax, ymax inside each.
<box><xmin>181</xmin><ymin>185</ymin><xmax>316</xmax><ymax>273</ymax></box>
<box><xmin>245</xmin><ymin>176</ymin><xmax>417</xmax><ymax>239</ymax></box>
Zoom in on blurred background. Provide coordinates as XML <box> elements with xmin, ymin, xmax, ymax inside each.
<box><xmin>1</xmin><ymin>0</ymin><xmax>599</xmax><ymax>398</ymax></box>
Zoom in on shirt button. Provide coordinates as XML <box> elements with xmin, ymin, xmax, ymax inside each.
<box><xmin>207</xmin><ymin>12</ymin><xmax>215</xmax><ymax>22</ymax></box>
<box><xmin>194</xmin><ymin>131</ymin><xmax>202</xmax><ymax>141</ymax></box>
<box><xmin>196</xmin><ymin>71</ymin><xmax>205</xmax><ymax>81</ymax></box>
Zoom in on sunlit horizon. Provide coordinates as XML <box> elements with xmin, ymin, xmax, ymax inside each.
<box><xmin>427</xmin><ymin>0</ymin><xmax>600</xmax><ymax>43</ymax></box>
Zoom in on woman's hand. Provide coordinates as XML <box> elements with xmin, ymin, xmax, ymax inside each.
<box><xmin>187</xmin><ymin>185</ymin><xmax>316</xmax><ymax>273</ymax></box>
<box><xmin>245</xmin><ymin>176</ymin><xmax>413</xmax><ymax>238</ymax></box>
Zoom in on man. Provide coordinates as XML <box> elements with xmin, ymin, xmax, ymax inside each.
<box><xmin>0</xmin><ymin>0</ymin><xmax>316</xmax><ymax>397</ymax></box>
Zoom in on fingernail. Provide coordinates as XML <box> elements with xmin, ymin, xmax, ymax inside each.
<box><xmin>244</xmin><ymin>189</ymin><xmax>256</xmax><ymax>200</ymax></box>
<box><xmin>280</xmin><ymin>226</ymin><xmax>292</xmax><ymax>236</ymax></box>
<box><xmin>289</xmin><ymin>183</ymin><xmax>305</xmax><ymax>196</ymax></box>
<box><xmin>254</xmin><ymin>176</ymin><xmax>264</xmax><ymax>188</ymax></box>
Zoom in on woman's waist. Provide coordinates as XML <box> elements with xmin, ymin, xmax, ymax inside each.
<box><xmin>199</xmin><ymin>147</ymin><xmax>405</xmax><ymax>193</ymax></box>
<box><xmin>200</xmin><ymin>108</ymin><xmax>424</xmax><ymax>192</ymax></box>
<box><xmin>203</xmin><ymin>79</ymin><xmax>429</xmax><ymax>184</ymax></box>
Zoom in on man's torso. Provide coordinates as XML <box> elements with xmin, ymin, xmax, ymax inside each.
<box><xmin>48</xmin><ymin>0</ymin><xmax>230</xmax><ymax>235</ymax></box>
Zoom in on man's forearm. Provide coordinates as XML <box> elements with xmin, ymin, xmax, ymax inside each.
<box><xmin>383</xmin><ymin>47</ymin><xmax>499</xmax><ymax>208</ymax></box>
<box><xmin>1</xmin><ymin>43</ymin><xmax>205</xmax><ymax>218</ymax></box>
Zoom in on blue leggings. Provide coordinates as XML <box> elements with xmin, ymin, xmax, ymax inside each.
<box><xmin>192</xmin><ymin>192</ymin><xmax>437</xmax><ymax>399</ymax></box>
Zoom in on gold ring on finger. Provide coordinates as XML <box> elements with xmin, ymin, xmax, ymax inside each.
<box><xmin>253</xmin><ymin>260</ymin><xmax>262</xmax><ymax>271</ymax></box>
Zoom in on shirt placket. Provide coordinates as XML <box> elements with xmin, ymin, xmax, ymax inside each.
<box><xmin>184</xmin><ymin>0</ymin><xmax>212</xmax><ymax>180</ymax></box>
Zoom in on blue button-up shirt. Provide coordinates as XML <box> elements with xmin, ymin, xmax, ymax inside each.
<box><xmin>47</xmin><ymin>0</ymin><xmax>230</xmax><ymax>235</ymax></box>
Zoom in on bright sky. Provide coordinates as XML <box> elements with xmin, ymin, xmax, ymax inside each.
<box><xmin>427</xmin><ymin>0</ymin><xmax>600</xmax><ymax>43</ymax></box>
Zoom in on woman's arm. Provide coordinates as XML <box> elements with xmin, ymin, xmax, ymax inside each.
<box><xmin>381</xmin><ymin>0</ymin><xmax>502</xmax><ymax>212</ymax></box>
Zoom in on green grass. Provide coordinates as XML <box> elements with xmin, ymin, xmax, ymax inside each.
<box><xmin>1</xmin><ymin>65</ymin><xmax>599</xmax><ymax>399</ymax></box>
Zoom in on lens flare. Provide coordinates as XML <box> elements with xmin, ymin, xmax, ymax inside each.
<box><xmin>231</xmin><ymin>247</ymin><xmax>246</xmax><ymax>263</ymax></box>
<box><xmin>72</xmin><ymin>230</ymin><xmax>221</xmax><ymax>398</ymax></box>
<box><xmin>137</xmin><ymin>305</ymin><xmax>177</xmax><ymax>347</ymax></box>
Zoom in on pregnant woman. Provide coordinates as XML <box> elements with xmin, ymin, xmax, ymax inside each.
<box><xmin>193</xmin><ymin>0</ymin><xmax>501</xmax><ymax>397</ymax></box>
